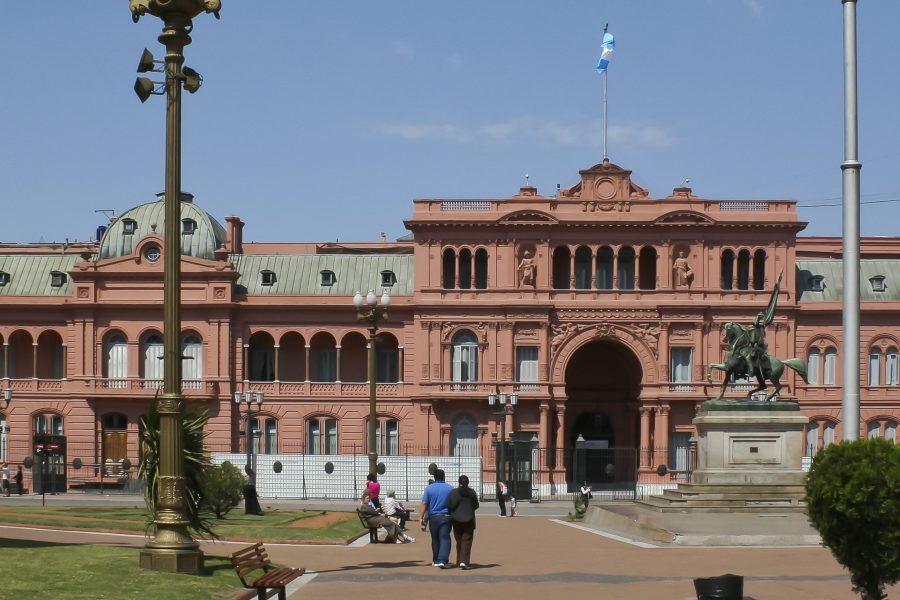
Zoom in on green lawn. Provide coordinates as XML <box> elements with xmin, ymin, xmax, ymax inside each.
<box><xmin>0</xmin><ymin>539</ymin><xmax>240</xmax><ymax>600</ymax></box>
<box><xmin>0</xmin><ymin>505</ymin><xmax>363</xmax><ymax>542</ymax></box>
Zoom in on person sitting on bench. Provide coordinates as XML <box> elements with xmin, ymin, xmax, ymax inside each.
<box><xmin>382</xmin><ymin>489</ymin><xmax>412</xmax><ymax>530</ymax></box>
<box><xmin>358</xmin><ymin>490</ymin><xmax>414</xmax><ymax>544</ymax></box>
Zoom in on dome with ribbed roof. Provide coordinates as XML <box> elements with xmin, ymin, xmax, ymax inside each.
<box><xmin>98</xmin><ymin>192</ymin><xmax>226</xmax><ymax>260</ymax></box>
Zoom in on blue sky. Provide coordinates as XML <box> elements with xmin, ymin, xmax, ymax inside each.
<box><xmin>1</xmin><ymin>1</ymin><xmax>898</xmax><ymax>244</ymax></box>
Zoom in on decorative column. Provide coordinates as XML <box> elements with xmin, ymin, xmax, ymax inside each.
<box><xmin>555</xmin><ymin>405</ymin><xmax>567</xmax><ymax>473</ymax></box>
<box><xmin>32</xmin><ymin>342</ymin><xmax>38</xmax><ymax>379</ymax></box>
<box><xmin>639</xmin><ymin>406</ymin><xmax>652</xmax><ymax>468</ymax></box>
<box><xmin>397</xmin><ymin>346</ymin><xmax>404</xmax><ymax>383</ymax></box>
<box><xmin>653</xmin><ymin>404</ymin><xmax>670</xmax><ymax>468</ymax></box>
<box><xmin>304</xmin><ymin>344</ymin><xmax>311</xmax><ymax>382</ymax></box>
<box><xmin>242</xmin><ymin>343</ymin><xmax>249</xmax><ymax>382</ymax></box>
<box><xmin>569</xmin><ymin>251</ymin><xmax>576</xmax><ymax>289</ymax></box>
<box><xmin>273</xmin><ymin>345</ymin><xmax>280</xmax><ymax>382</ymax></box>
<box><xmin>335</xmin><ymin>345</ymin><xmax>342</xmax><ymax>383</ymax></box>
<box><xmin>539</xmin><ymin>403</ymin><xmax>550</xmax><ymax>483</ymax></box>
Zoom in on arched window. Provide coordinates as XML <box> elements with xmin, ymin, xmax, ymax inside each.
<box><xmin>142</xmin><ymin>334</ymin><xmax>164</xmax><ymax>382</ymax></box>
<box><xmin>737</xmin><ymin>250</ymin><xmax>751</xmax><ymax>290</ymax></box>
<box><xmin>248</xmin><ymin>332</ymin><xmax>276</xmax><ymax>382</ymax></box>
<box><xmin>307</xmin><ymin>417</ymin><xmax>338</xmax><ymax>455</ymax></box>
<box><xmin>458</xmin><ymin>249</ymin><xmax>472</xmax><ymax>289</ymax></box>
<box><xmin>309</xmin><ymin>333</ymin><xmax>337</xmax><ymax>382</ymax></box>
<box><xmin>869</xmin><ymin>347</ymin><xmax>882</xmax><ymax>386</ymax></box>
<box><xmin>638</xmin><ymin>247</ymin><xmax>656</xmax><ymax>290</ymax></box>
<box><xmin>442</xmin><ymin>249</ymin><xmax>456</xmax><ymax>290</ymax></box>
<box><xmin>617</xmin><ymin>246</ymin><xmax>636</xmax><ymax>290</ymax></box>
<box><xmin>451</xmin><ymin>414</ymin><xmax>478</xmax><ymax>457</ymax></box>
<box><xmin>34</xmin><ymin>413</ymin><xmax>64</xmax><ymax>435</ymax></box>
<box><xmin>721</xmin><ymin>250</ymin><xmax>735</xmax><ymax>290</ymax></box>
<box><xmin>248</xmin><ymin>416</ymin><xmax>278</xmax><ymax>454</ymax></box>
<box><xmin>36</xmin><ymin>331</ymin><xmax>64</xmax><ymax>380</ymax></box>
<box><xmin>574</xmin><ymin>246</ymin><xmax>592</xmax><ymax>289</ymax></box>
<box><xmin>474</xmin><ymin>248</ymin><xmax>488</xmax><ymax>289</ymax></box>
<box><xmin>552</xmin><ymin>246</ymin><xmax>571</xmax><ymax>290</ymax></box>
<box><xmin>753</xmin><ymin>250</ymin><xmax>766</xmax><ymax>290</ymax></box>
<box><xmin>596</xmin><ymin>246</ymin><xmax>614</xmax><ymax>290</ymax></box>
<box><xmin>868</xmin><ymin>421</ymin><xmax>881</xmax><ymax>439</ymax></box>
<box><xmin>807</xmin><ymin>348</ymin><xmax>820</xmax><ymax>385</ymax></box>
<box><xmin>887</xmin><ymin>348</ymin><xmax>899</xmax><ymax>385</ymax></box>
<box><xmin>451</xmin><ymin>331</ymin><xmax>478</xmax><ymax>386</ymax></box>
<box><xmin>376</xmin><ymin>333</ymin><xmax>400</xmax><ymax>383</ymax></box>
<box><xmin>823</xmin><ymin>348</ymin><xmax>837</xmax><ymax>386</ymax></box>
<box><xmin>887</xmin><ymin>421</ymin><xmax>897</xmax><ymax>443</ymax></box>
<box><xmin>370</xmin><ymin>417</ymin><xmax>400</xmax><ymax>456</ymax></box>
<box><xmin>105</xmin><ymin>333</ymin><xmax>128</xmax><ymax>387</ymax></box>
<box><xmin>182</xmin><ymin>334</ymin><xmax>203</xmax><ymax>383</ymax></box>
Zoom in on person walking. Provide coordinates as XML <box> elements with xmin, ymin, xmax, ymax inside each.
<box><xmin>1</xmin><ymin>463</ymin><xmax>9</xmax><ymax>497</ymax></box>
<box><xmin>448</xmin><ymin>474</ymin><xmax>479</xmax><ymax>570</ymax></box>
<box><xmin>497</xmin><ymin>480</ymin><xmax>509</xmax><ymax>517</ymax></box>
<box><xmin>14</xmin><ymin>466</ymin><xmax>23</xmax><ymax>496</ymax></box>
<box><xmin>419</xmin><ymin>468</ymin><xmax>453</xmax><ymax>568</ymax></box>
<box><xmin>365</xmin><ymin>473</ymin><xmax>381</xmax><ymax>510</ymax></box>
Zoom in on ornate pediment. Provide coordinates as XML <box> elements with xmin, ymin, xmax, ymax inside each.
<box><xmin>559</xmin><ymin>159</ymin><xmax>649</xmax><ymax>202</ymax></box>
<box><xmin>654</xmin><ymin>210</ymin><xmax>715</xmax><ymax>225</ymax></box>
<box><xmin>498</xmin><ymin>210</ymin><xmax>559</xmax><ymax>226</ymax></box>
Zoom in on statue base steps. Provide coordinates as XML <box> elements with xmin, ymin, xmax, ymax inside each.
<box><xmin>639</xmin><ymin>400</ymin><xmax>809</xmax><ymax>514</ymax></box>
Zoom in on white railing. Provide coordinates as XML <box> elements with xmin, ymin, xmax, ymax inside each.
<box><xmin>718</xmin><ymin>201</ymin><xmax>769</xmax><ymax>212</ymax></box>
<box><xmin>440</xmin><ymin>200</ymin><xmax>492</xmax><ymax>212</ymax></box>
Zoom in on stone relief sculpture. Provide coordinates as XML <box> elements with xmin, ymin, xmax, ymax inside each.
<box><xmin>517</xmin><ymin>251</ymin><xmax>536</xmax><ymax>288</ymax></box>
<box><xmin>672</xmin><ymin>250</ymin><xmax>694</xmax><ymax>288</ymax></box>
<box><xmin>705</xmin><ymin>273</ymin><xmax>809</xmax><ymax>401</ymax></box>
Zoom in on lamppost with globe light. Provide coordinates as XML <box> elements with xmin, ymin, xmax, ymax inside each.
<box><xmin>352</xmin><ymin>289</ymin><xmax>390</xmax><ymax>477</ymax></box>
<box><xmin>488</xmin><ymin>390</ymin><xmax>517</xmax><ymax>492</ymax></box>
<box><xmin>233</xmin><ymin>388</ymin><xmax>264</xmax><ymax>515</ymax></box>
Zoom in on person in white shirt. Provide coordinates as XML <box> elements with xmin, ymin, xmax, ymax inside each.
<box><xmin>382</xmin><ymin>490</ymin><xmax>411</xmax><ymax>530</ymax></box>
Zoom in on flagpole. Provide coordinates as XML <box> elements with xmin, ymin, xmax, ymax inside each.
<box><xmin>603</xmin><ymin>69</ymin><xmax>609</xmax><ymax>161</ymax></box>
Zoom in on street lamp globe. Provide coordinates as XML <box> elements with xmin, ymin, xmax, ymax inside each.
<box><xmin>380</xmin><ymin>289</ymin><xmax>391</xmax><ymax>307</ymax></box>
<box><xmin>353</xmin><ymin>291</ymin><xmax>364</xmax><ymax>308</ymax></box>
<box><xmin>366</xmin><ymin>289</ymin><xmax>377</xmax><ymax>306</ymax></box>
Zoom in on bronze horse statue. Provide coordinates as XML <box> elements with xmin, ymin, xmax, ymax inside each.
<box><xmin>706</xmin><ymin>322</ymin><xmax>808</xmax><ymax>402</ymax></box>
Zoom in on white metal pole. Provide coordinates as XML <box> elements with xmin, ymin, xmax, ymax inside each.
<box><xmin>603</xmin><ymin>70</ymin><xmax>609</xmax><ymax>161</ymax></box>
<box><xmin>841</xmin><ymin>0</ymin><xmax>861</xmax><ymax>441</ymax></box>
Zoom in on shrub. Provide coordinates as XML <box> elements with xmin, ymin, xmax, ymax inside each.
<box><xmin>139</xmin><ymin>401</ymin><xmax>216</xmax><ymax>538</ymax></box>
<box><xmin>805</xmin><ymin>438</ymin><xmax>900</xmax><ymax>600</ymax></box>
<box><xmin>201</xmin><ymin>462</ymin><xmax>245</xmax><ymax>519</ymax></box>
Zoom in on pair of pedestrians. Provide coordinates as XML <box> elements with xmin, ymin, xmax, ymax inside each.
<box><xmin>419</xmin><ymin>470</ymin><xmax>479</xmax><ymax>569</ymax></box>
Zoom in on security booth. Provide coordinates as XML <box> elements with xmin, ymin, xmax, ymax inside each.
<box><xmin>32</xmin><ymin>434</ymin><xmax>67</xmax><ymax>494</ymax></box>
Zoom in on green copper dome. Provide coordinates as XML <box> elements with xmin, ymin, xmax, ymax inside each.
<box><xmin>98</xmin><ymin>192</ymin><xmax>226</xmax><ymax>260</ymax></box>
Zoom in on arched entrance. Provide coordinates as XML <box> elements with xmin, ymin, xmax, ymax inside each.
<box><xmin>564</xmin><ymin>339</ymin><xmax>642</xmax><ymax>489</ymax></box>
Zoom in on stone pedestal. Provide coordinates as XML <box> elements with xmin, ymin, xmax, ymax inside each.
<box><xmin>692</xmin><ymin>400</ymin><xmax>808</xmax><ymax>486</ymax></box>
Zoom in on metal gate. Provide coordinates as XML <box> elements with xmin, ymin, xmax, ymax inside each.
<box><xmin>572</xmin><ymin>442</ymin><xmax>638</xmax><ymax>498</ymax></box>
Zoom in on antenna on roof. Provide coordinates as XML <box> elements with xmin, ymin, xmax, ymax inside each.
<box><xmin>525</xmin><ymin>173</ymin><xmax>530</xmax><ymax>186</ymax></box>
<box><xmin>681</xmin><ymin>177</ymin><xmax>691</xmax><ymax>187</ymax></box>
<box><xmin>94</xmin><ymin>209</ymin><xmax>116</xmax><ymax>222</ymax></box>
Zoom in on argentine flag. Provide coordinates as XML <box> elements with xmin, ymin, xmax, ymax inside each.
<box><xmin>596</xmin><ymin>32</ymin><xmax>615</xmax><ymax>73</ymax></box>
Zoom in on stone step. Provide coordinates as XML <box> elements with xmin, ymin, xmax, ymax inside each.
<box><xmin>660</xmin><ymin>489</ymin><xmax>805</xmax><ymax>502</ymax></box>
<box><xmin>635</xmin><ymin>497</ymin><xmax>807</xmax><ymax>514</ymax></box>
<box><xmin>676</xmin><ymin>483</ymin><xmax>807</xmax><ymax>495</ymax></box>
<box><xmin>643</xmin><ymin>495</ymin><xmax>803</xmax><ymax>508</ymax></box>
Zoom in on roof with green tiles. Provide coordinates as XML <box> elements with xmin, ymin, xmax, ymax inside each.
<box><xmin>797</xmin><ymin>260</ymin><xmax>900</xmax><ymax>301</ymax></box>
<box><xmin>0</xmin><ymin>254</ymin><xmax>79</xmax><ymax>296</ymax></box>
<box><xmin>98</xmin><ymin>193</ymin><xmax>226</xmax><ymax>260</ymax></box>
<box><xmin>229</xmin><ymin>254</ymin><xmax>414</xmax><ymax>296</ymax></box>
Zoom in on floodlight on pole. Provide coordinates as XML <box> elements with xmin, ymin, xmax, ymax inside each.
<box><xmin>134</xmin><ymin>77</ymin><xmax>164</xmax><ymax>103</ymax></box>
<box><xmin>137</xmin><ymin>48</ymin><xmax>164</xmax><ymax>73</ymax></box>
<box><xmin>182</xmin><ymin>67</ymin><xmax>202</xmax><ymax>93</ymax></box>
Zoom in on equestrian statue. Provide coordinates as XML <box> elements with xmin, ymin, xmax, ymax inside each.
<box><xmin>705</xmin><ymin>272</ymin><xmax>808</xmax><ymax>402</ymax></box>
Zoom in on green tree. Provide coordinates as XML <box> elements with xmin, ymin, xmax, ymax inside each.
<box><xmin>139</xmin><ymin>400</ymin><xmax>216</xmax><ymax>538</ymax></box>
<box><xmin>201</xmin><ymin>461</ymin><xmax>245</xmax><ymax>519</ymax></box>
<box><xmin>805</xmin><ymin>438</ymin><xmax>900</xmax><ymax>600</ymax></box>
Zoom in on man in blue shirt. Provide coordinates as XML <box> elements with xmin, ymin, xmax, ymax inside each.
<box><xmin>419</xmin><ymin>468</ymin><xmax>454</xmax><ymax>568</ymax></box>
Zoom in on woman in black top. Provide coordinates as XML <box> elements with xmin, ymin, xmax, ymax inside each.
<box><xmin>447</xmin><ymin>474</ymin><xmax>479</xmax><ymax>569</ymax></box>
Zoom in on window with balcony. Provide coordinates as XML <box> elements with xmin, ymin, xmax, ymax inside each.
<box><xmin>451</xmin><ymin>331</ymin><xmax>478</xmax><ymax>385</ymax></box>
<box><xmin>516</xmin><ymin>347</ymin><xmax>539</xmax><ymax>389</ymax></box>
<box><xmin>670</xmin><ymin>347</ymin><xmax>693</xmax><ymax>388</ymax></box>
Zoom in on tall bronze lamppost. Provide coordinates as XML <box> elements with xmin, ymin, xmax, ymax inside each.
<box><xmin>352</xmin><ymin>289</ymin><xmax>390</xmax><ymax>477</ymax></box>
<box><xmin>129</xmin><ymin>0</ymin><xmax>220</xmax><ymax>573</ymax></box>
<box><xmin>488</xmin><ymin>390</ymin><xmax>517</xmax><ymax>491</ymax></box>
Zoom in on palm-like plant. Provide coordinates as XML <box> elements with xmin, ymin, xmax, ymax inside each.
<box><xmin>139</xmin><ymin>398</ymin><xmax>216</xmax><ymax>538</ymax></box>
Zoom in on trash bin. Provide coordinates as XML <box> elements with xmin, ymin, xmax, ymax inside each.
<box><xmin>693</xmin><ymin>573</ymin><xmax>743</xmax><ymax>600</ymax></box>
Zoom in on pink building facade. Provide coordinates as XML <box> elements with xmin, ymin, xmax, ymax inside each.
<box><xmin>1</xmin><ymin>161</ymin><xmax>898</xmax><ymax>495</ymax></box>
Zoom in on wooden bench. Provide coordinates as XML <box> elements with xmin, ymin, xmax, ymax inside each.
<box><xmin>231</xmin><ymin>542</ymin><xmax>304</xmax><ymax>600</ymax></box>
<box><xmin>357</xmin><ymin>508</ymin><xmax>379</xmax><ymax>543</ymax></box>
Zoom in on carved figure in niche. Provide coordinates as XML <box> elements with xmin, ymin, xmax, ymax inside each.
<box><xmin>517</xmin><ymin>250</ymin><xmax>536</xmax><ymax>288</ymax></box>
<box><xmin>672</xmin><ymin>251</ymin><xmax>694</xmax><ymax>288</ymax></box>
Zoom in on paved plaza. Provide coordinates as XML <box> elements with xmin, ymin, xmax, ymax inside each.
<box><xmin>2</xmin><ymin>495</ymin><xmax>899</xmax><ymax>599</ymax></box>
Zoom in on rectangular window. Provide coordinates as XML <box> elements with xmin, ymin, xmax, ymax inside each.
<box><xmin>307</xmin><ymin>421</ymin><xmax>320</xmax><ymax>455</ymax></box>
<box><xmin>887</xmin><ymin>352</ymin><xmax>899</xmax><ymax>385</ymax></box>
<box><xmin>869</xmin><ymin>352</ymin><xmax>881</xmax><ymax>386</ymax></box>
<box><xmin>250</xmin><ymin>418</ymin><xmax>262</xmax><ymax>454</ymax></box>
<box><xmin>807</xmin><ymin>351</ymin><xmax>820</xmax><ymax>385</ymax></box>
<box><xmin>824</xmin><ymin>350</ymin><xmax>837</xmax><ymax>386</ymax></box>
<box><xmin>313</xmin><ymin>349</ymin><xmax>337</xmax><ymax>382</ymax></box>
<box><xmin>452</xmin><ymin>346</ymin><xmax>478</xmax><ymax>382</ymax></box>
<box><xmin>34</xmin><ymin>415</ymin><xmax>47</xmax><ymax>434</ymax></box>
<box><xmin>265</xmin><ymin>419</ymin><xmax>278</xmax><ymax>454</ymax></box>
<box><xmin>325</xmin><ymin>419</ymin><xmax>338</xmax><ymax>454</ymax></box>
<box><xmin>515</xmin><ymin>347</ymin><xmax>539</xmax><ymax>382</ymax></box>
<box><xmin>670</xmin><ymin>348</ymin><xmax>693</xmax><ymax>383</ymax></box>
<box><xmin>668</xmin><ymin>432</ymin><xmax>691</xmax><ymax>471</ymax></box>
<box><xmin>805</xmin><ymin>423</ymin><xmax>818</xmax><ymax>457</ymax></box>
<box><xmin>385</xmin><ymin>420</ymin><xmax>398</xmax><ymax>456</ymax></box>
